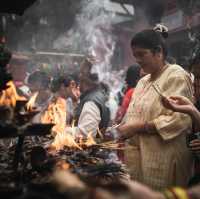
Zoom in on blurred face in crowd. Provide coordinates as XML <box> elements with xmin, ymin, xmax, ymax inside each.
<box><xmin>132</xmin><ymin>46</ymin><xmax>164</xmax><ymax>74</ymax></box>
<box><xmin>70</xmin><ymin>80</ymin><xmax>76</xmax><ymax>89</ymax></box>
<box><xmin>59</xmin><ymin>80</ymin><xmax>80</xmax><ymax>101</ymax></box>
<box><xmin>70</xmin><ymin>80</ymin><xmax>80</xmax><ymax>100</ymax></box>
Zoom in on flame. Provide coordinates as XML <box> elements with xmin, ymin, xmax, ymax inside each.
<box><xmin>51</xmin><ymin>129</ymin><xmax>97</xmax><ymax>151</ymax></box>
<box><xmin>0</xmin><ymin>81</ymin><xmax>26</xmax><ymax>107</ymax></box>
<box><xmin>51</xmin><ymin>131</ymin><xmax>82</xmax><ymax>150</ymax></box>
<box><xmin>26</xmin><ymin>92</ymin><xmax>38</xmax><ymax>111</ymax></box>
<box><xmin>42</xmin><ymin>97</ymin><xmax>97</xmax><ymax>151</ymax></box>
<box><xmin>0</xmin><ymin>81</ymin><xmax>98</xmax><ymax>151</ymax></box>
<box><xmin>41</xmin><ymin>97</ymin><xmax>67</xmax><ymax>135</ymax></box>
<box><xmin>84</xmin><ymin>132</ymin><xmax>96</xmax><ymax>147</ymax></box>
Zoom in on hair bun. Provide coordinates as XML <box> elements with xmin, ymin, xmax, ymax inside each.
<box><xmin>153</xmin><ymin>24</ymin><xmax>169</xmax><ymax>39</ymax></box>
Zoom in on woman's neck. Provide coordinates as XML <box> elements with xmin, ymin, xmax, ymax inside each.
<box><xmin>150</xmin><ymin>62</ymin><xmax>167</xmax><ymax>81</ymax></box>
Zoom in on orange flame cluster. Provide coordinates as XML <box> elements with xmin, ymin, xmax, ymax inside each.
<box><xmin>51</xmin><ymin>120</ymin><xmax>96</xmax><ymax>151</ymax></box>
<box><xmin>0</xmin><ymin>81</ymin><xmax>26</xmax><ymax>107</ymax></box>
<box><xmin>51</xmin><ymin>131</ymin><xmax>82</xmax><ymax>150</ymax></box>
<box><xmin>0</xmin><ymin>81</ymin><xmax>97</xmax><ymax>151</ymax></box>
<box><xmin>51</xmin><ymin>130</ymin><xmax>96</xmax><ymax>151</ymax></box>
<box><xmin>40</xmin><ymin>97</ymin><xmax>97</xmax><ymax>151</ymax></box>
<box><xmin>41</xmin><ymin>97</ymin><xmax>67</xmax><ymax>135</ymax></box>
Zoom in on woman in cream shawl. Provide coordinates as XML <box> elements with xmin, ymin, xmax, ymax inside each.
<box><xmin>117</xmin><ymin>27</ymin><xmax>193</xmax><ymax>190</ymax></box>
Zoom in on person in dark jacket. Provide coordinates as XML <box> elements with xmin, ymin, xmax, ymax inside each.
<box><xmin>65</xmin><ymin>58</ymin><xmax>110</xmax><ymax>138</ymax></box>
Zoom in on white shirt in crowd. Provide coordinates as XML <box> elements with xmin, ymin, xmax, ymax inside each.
<box><xmin>65</xmin><ymin>101</ymin><xmax>101</xmax><ymax>137</ymax></box>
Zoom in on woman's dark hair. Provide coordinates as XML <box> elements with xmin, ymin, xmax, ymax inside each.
<box><xmin>131</xmin><ymin>29</ymin><xmax>168</xmax><ymax>58</ymax></box>
<box><xmin>125</xmin><ymin>64</ymin><xmax>141</xmax><ymax>88</ymax></box>
<box><xmin>28</xmin><ymin>71</ymin><xmax>50</xmax><ymax>89</ymax></box>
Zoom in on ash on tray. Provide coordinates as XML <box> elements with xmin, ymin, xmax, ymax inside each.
<box><xmin>0</xmin><ymin>135</ymin><xmax>129</xmax><ymax>188</ymax></box>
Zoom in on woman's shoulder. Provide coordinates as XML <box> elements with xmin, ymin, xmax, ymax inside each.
<box><xmin>139</xmin><ymin>73</ymin><xmax>151</xmax><ymax>83</ymax></box>
<box><xmin>135</xmin><ymin>74</ymin><xmax>152</xmax><ymax>89</ymax></box>
<box><xmin>165</xmin><ymin>64</ymin><xmax>192</xmax><ymax>86</ymax></box>
<box><xmin>163</xmin><ymin>64</ymin><xmax>191</xmax><ymax>81</ymax></box>
<box><xmin>166</xmin><ymin>64</ymin><xmax>188</xmax><ymax>74</ymax></box>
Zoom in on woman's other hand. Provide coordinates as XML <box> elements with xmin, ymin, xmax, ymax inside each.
<box><xmin>162</xmin><ymin>95</ymin><xmax>194</xmax><ymax>114</ymax></box>
<box><xmin>117</xmin><ymin>121</ymin><xmax>146</xmax><ymax>141</ymax></box>
<box><xmin>189</xmin><ymin>139</ymin><xmax>200</xmax><ymax>154</ymax></box>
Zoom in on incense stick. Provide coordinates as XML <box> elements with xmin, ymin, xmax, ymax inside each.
<box><xmin>106</xmin><ymin>122</ymin><xmax>124</xmax><ymax>132</ymax></box>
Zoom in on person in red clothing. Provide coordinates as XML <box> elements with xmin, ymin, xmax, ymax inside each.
<box><xmin>115</xmin><ymin>64</ymin><xmax>142</xmax><ymax>123</ymax></box>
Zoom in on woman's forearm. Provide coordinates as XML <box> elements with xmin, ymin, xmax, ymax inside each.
<box><xmin>189</xmin><ymin>106</ymin><xmax>200</xmax><ymax>131</ymax></box>
<box><xmin>117</xmin><ymin>121</ymin><xmax>157</xmax><ymax>140</ymax></box>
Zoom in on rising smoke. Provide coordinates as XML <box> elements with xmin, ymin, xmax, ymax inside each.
<box><xmin>54</xmin><ymin>0</ymin><xmax>122</xmax><ymax>91</ymax></box>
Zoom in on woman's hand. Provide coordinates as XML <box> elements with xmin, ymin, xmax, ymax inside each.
<box><xmin>189</xmin><ymin>139</ymin><xmax>200</xmax><ymax>154</ymax></box>
<box><xmin>162</xmin><ymin>95</ymin><xmax>194</xmax><ymax>115</ymax></box>
<box><xmin>117</xmin><ymin>123</ymin><xmax>133</xmax><ymax>141</ymax></box>
<box><xmin>117</xmin><ymin>121</ymin><xmax>145</xmax><ymax>141</ymax></box>
<box><xmin>163</xmin><ymin>96</ymin><xmax>200</xmax><ymax>131</ymax></box>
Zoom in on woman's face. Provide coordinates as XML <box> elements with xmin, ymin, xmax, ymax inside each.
<box><xmin>132</xmin><ymin>46</ymin><xmax>162</xmax><ymax>74</ymax></box>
